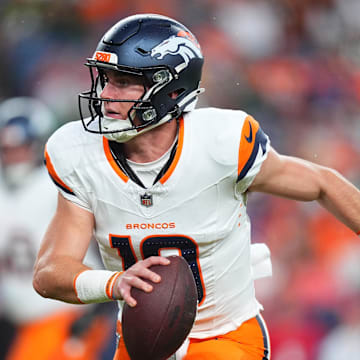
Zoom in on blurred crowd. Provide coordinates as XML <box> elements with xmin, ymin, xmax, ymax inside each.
<box><xmin>1</xmin><ymin>0</ymin><xmax>359</xmax><ymax>359</ymax></box>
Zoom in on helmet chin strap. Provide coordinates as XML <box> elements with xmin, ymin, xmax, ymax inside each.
<box><xmin>102</xmin><ymin>88</ymin><xmax>205</xmax><ymax>143</ymax></box>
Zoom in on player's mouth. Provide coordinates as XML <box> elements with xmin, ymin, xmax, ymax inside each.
<box><xmin>104</xmin><ymin>109</ymin><xmax>126</xmax><ymax>120</ymax></box>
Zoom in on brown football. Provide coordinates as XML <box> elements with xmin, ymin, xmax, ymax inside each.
<box><xmin>121</xmin><ymin>255</ymin><xmax>198</xmax><ymax>360</ymax></box>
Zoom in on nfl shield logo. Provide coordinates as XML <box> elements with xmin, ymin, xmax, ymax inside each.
<box><xmin>140</xmin><ymin>193</ymin><xmax>153</xmax><ymax>207</ymax></box>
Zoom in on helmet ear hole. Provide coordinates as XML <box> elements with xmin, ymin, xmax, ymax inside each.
<box><xmin>169</xmin><ymin>88</ymin><xmax>185</xmax><ymax>100</ymax></box>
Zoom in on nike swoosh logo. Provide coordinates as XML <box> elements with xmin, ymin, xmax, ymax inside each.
<box><xmin>245</xmin><ymin>120</ymin><xmax>253</xmax><ymax>143</ymax></box>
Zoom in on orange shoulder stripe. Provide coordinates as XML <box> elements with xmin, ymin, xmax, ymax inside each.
<box><xmin>237</xmin><ymin>115</ymin><xmax>260</xmax><ymax>177</ymax></box>
<box><xmin>44</xmin><ymin>144</ymin><xmax>75</xmax><ymax>194</ymax></box>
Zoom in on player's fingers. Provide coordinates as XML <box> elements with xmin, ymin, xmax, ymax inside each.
<box><xmin>135</xmin><ymin>266</ymin><xmax>161</xmax><ymax>283</ymax></box>
<box><xmin>143</xmin><ymin>256</ymin><xmax>171</xmax><ymax>266</ymax></box>
<box><xmin>120</xmin><ymin>287</ymin><xmax>137</xmax><ymax>307</ymax></box>
<box><xmin>127</xmin><ymin>275</ymin><xmax>154</xmax><ymax>294</ymax></box>
<box><xmin>113</xmin><ymin>276</ymin><xmax>140</xmax><ymax>306</ymax></box>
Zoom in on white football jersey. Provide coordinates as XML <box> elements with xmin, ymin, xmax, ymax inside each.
<box><xmin>45</xmin><ymin>107</ymin><xmax>270</xmax><ymax>338</ymax></box>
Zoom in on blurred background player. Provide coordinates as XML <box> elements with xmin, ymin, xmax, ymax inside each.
<box><xmin>0</xmin><ymin>97</ymin><xmax>115</xmax><ymax>360</ymax></box>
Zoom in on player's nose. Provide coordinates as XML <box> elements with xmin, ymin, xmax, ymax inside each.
<box><xmin>100</xmin><ymin>82</ymin><xmax>117</xmax><ymax>100</ymax></box>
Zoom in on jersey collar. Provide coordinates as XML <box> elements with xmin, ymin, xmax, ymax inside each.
<box><xmin>102</xmin><ymin>116</ymin><xmax>184</xmax><ymax>186</ymax></box>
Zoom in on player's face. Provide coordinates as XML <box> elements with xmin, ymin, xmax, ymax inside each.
<box><xmin>0</xmin><ymin>126</ymin><xmax>35</xmax><ymax>167</ymax></box>
<box><xmin>0</xmin><ymin>144</ymin><xmax>33</xmax><ymax>166</ymax></box>
<box><xmin>0</xmin><ymin>140</ymin><xmax>36</xmax><ymax>189</ymax></box>
<box><xmin>100</xmin><ymin>70</ymin><xmax>145</xmax><ymax>122</ymax></box>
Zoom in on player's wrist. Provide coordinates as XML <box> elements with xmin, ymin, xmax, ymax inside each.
<box><xmin>74</xmin><ymin>269</ymin><xmax>123</xmax><ymax>304</ymax></box>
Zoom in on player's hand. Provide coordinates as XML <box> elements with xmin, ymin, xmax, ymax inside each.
<box><xmin>113</xmin><ymin>256</ymin><xmax>170</xmax><ymax>307</ymax></box>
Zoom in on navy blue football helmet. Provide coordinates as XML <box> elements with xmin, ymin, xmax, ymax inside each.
<box><xmin>78</xmin><ymin>14</ymin><xmax>204</xmax><ymax>142</ymax></box>
<box><xmin>0</xmin><ymin>97</ymin><xmax>56</xmax><ymax>188</ymax></box>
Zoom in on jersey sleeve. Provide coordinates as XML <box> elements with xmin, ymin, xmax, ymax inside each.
<box><xmin>44</xmin><ymin>125</ymin><xmax>92</xmax><ymax>212</ymax></box>
<box><xmin>235</xmin><ymin>115</ymin><xmax>270</xmax><ymax>194</ymax></box>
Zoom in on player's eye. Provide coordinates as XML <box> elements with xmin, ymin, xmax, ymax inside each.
<box><xmin>116</xmin><ymin>78</ymin><xmax>129</xmax><ymax>87</ymax></box>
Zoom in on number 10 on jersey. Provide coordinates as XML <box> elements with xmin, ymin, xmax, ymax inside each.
<box><xmin>110</xmin><ymin>234</ymin><xmax>205</xmax><ymax>304</ymax></box>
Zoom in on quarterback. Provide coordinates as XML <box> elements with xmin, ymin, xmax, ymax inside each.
<box><xmin>33</xmin><ymin>14</ymin><xmax>360</xmax><ymax>360</ymax></box>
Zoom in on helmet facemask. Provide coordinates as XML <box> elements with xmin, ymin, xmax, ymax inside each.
<box><xmin>79</xmin><ymin>62</ymin><xmax>188</xmax><ymax>143</ymax></box>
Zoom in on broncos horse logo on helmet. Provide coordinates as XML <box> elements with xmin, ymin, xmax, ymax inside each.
<box><xmin>151</xmin><ymin>35</ymin><xmax>203</xmax><ymax>73</ymax></box>
<box><xmin>78</xmin><ymin>14</ymin><xmax>204</xmax><ymax>143</ymax></box>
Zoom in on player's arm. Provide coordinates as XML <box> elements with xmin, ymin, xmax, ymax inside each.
<box><xmin>249</xmin><ymin>147</ymin><xmax>360</xmax><ymax>234</ymax></box>
<box><xmin>33</xmin><ymin>193</ymin><xmax>95</xmax><ymax>303</ymax></box>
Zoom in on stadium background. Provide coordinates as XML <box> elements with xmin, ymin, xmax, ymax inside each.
<box><xmin>1</xmin><ymin>0</ymin><xmax>360</xmax><ymax>359</ymax></box>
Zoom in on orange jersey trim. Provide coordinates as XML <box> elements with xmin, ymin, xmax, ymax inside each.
<box><xmin>44</xmin><ymin>145</ymin><xmax>75</xmax><ymax>195</ymax></box>
<box><xmin>102</xmin><ymin>137</ymin><xmax>129</xmax><ymax>183</ymax></box>
<box><xmin>160</xmin><ymin>116</ymin><xmax>184</xmax><ymax>184</ymax></box>
<box><xmin>238</xmin><ymin>115</ymin><xmax>260</xmax><ymax>177</ymax></box>
<box><xmin>102</xmin><ymin>117</ymin><xmax>183</xmax><ymax>185</ymax></box>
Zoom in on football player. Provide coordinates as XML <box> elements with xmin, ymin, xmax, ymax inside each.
<box><xmin>33</xmin><ymin>14</ymin><xmax>360</xmax><ymax>360</ymax></box>
<box><xmin>0</xmin><ymin>97</ymin><xmax>112</xmax><ymax>360</ymax></box>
